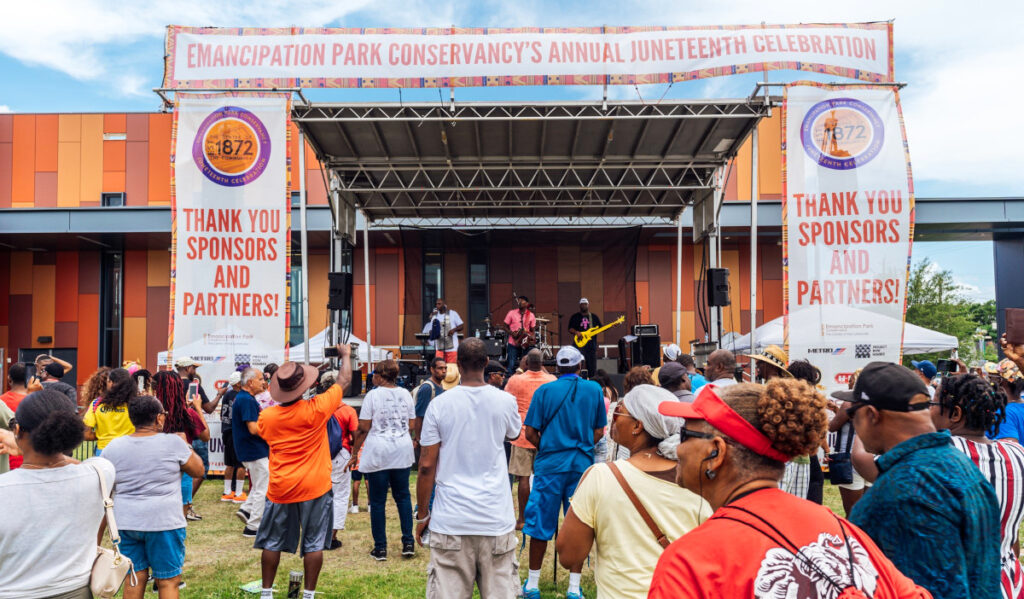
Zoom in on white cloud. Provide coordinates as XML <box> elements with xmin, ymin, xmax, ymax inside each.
<box><xmin>0</xmin><ymin>105</ymin><xmax>11</xmax><ymax>113</ymax></box>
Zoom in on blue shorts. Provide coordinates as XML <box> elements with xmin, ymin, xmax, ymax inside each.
<box><xmin>120</xmin><ymin>528</ymin><xmax>187</xmax><ymax>580</ymax></box>
<box><xmin>191</xmin><ymin>439</ymin><xmax>209</xmax><ymax>478</ymax></box>
<box><xmin>523</xmin><ymin>471</ymin><xmax>584</xmax><ymax>541</ymax></box>
<box><xmin>181</xmin><ymin>474</ymin><xmax>193</xmax><ymax>505</ymax></box>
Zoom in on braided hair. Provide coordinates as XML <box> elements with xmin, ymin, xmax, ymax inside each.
<box><xmin>153</xmin><ymin>371</ymin><xmax>191</xmax><ymax>435</ymax></box>
<box><xmin>102</xmin><ymin>368</ymin><xmax>138</xmax><ymax>409</ymax></box>
<box><xmin>936</xmin><ymin>373</ymin><xmax>1007</xmax><ymax>436</ymax></box>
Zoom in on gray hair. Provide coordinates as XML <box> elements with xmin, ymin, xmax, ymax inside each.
<box><xmin>240</xmin><ymin>367</ymin><xmax>261</xmax><ymax>386</ymax></box>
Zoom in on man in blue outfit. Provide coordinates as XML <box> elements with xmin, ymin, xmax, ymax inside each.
<box><xmin>849</xmin><ymin>361</ymin><xmax>1001</xmax><ymax>599</ymax></box>
<box><xmin>521</xmin><ymin>346</ymin><xmax>606</xmax><ymax>599</ymax></box>
<box><xmin>232</xmin><ymin>367</ymin><xmax>271</xmax><ymax>538</ymax></box>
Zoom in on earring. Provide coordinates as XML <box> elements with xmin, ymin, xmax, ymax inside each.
<box><xmin>705</xmin><ymin>469</ymin><xmax>717</xmax><ymax>480</ymax></box>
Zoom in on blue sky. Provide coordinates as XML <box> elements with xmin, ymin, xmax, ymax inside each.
<box><xmin>3</xmin><ymin>0</ymin><xmax>1020</xmax><ymax>301</ymax></box>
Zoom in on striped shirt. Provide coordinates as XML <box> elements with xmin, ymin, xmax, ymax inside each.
<box><xmin>951</xmin><ymin>436</ymin><xmax>1024</xmax><ymax>599</ymax></box>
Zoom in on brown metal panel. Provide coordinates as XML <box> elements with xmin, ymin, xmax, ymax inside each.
<box><xmin>0</xmin><ymin>142</ymin><xmax>11</xmax><ymax>208</ymax></box>
<box><xmin>760</xmin><ymin>242</ymin><xmax>783</xmax><ymax>280</ymax></box>
<box><xmin>147</xmin><ymin>286</ymin><xmax>170</xmax><ymax>368</ymax></box>
<box><xmin>0</xmin><ymin>114</ymin><xmax>11</xmax><ymax>142</ymax></box>
<box><xmin>443</xmin><ymin>250</ymin><xmax>467</xmax><ymax>315</ymax></box>
<box><xmin>126</xmin><ymin>114</ymin><xmax>149</xmax><ymax>142</ymax></box>
<box><xmin>125</xmin><ymin>141</ymin><xmax>148</xmax><ymax>206</ymax></box>
<box><xmin>8</xmin><ymin>294</ymin><xmax>32</xmax><ymax>358</ymax></box>
<box><xmin>78</xmin><ymin>251</ymin><xmax>101</xmax><ymax>294</ymax></box>
<box><xmin>374</xmin><ymin>252</ymin><xmax>400</xmax><ymax>345</ymax></box>
<box><xmin>648</xmin><ymin>250</ymin><xmax>673</xmax><ymax>337</ymax></box>
<box><xmin>34</xmin><ymin>171</ymin><xmax>57</xmax><ymax>207</ymax></box>
<box><xmin>534</xmin><ymin>250</ymin><xmax>558</xmax><ymax>317</ymax></box>
<box><xmin>54</xmin><ymin>321</ymin><xmax>78</xmax><ymax>347</ymax></box>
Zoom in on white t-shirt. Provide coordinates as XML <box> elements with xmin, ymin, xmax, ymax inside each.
<box><xmin>359</xmin><ymin>386</ymin><xmax>415</xmax><ymax>473</ymax></box>
<box><xmin>102</xmin><ymin>433</ymin><xmax>193</xmax><ymax>531</ymax></box>
<box><xmin>420</xmin><ymin>384</ymin><xmax>522</xmax><ymax>536</ymax></box>
<box><xmin>696</xmin><ymin>378</ymin><xmax>737</xmax><ymax>400</ymax></box>
<box><xmin>422</xmin><ymin>310</ymin><xmax>463</xmax><ymax>351</ymax></box>
<box><xmin>0</xmin><ymin>458</ymin><xmax>115</xmax><ymax>599</ymax></box>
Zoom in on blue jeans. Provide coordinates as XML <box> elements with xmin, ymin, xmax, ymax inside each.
<box><xmin>506</xmin><ymin>343</ymin><xmax>525</xmax><ymax>376</ymax></box>
<box><xmin>365</xmin><ymin>467</ymin><xmax>414</xmax><ymax>550</ymax></box>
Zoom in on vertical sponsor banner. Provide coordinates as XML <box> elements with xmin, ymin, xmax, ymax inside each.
<box><xmin>783</xmin><ymin>83</ymin><xmax>914</xmax><ymax>392</ymax></box>
<box><xmin>170</xmin><ymin>93</ymin><xmax>291</xmax><ymax>458</ymax></box>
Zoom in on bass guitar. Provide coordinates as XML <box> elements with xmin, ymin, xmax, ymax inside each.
<box><xmin>574</xmin><ymin>315</ymin><xmax>625</xmax><ymax>348</ymax></box>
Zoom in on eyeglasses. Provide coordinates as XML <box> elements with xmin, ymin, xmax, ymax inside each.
<box><xmin>611</xmin><ymin>408</ymin><xmax>632</xmax><ymax>420</ymax></box>
<box><xmin>845</xmin><ymin>400</ymin><xmax>869</xmax><ymax>418</ymax></box>
<box><xmin>678</xmin><ymin>426</ymin><xmax>716</xmax><ymax>443</ymax></box>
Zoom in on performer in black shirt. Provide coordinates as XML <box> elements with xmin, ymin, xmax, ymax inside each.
<box><xmin>567</xmin><ymin>298</ymin><xmax>602</xmax><ymax>379</ymax></box>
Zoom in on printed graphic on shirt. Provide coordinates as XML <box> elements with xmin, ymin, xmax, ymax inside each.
<box><xmin>753</xmin><ymin>532</ymin><xmax>878</xmax><ymax>599</ymax></box>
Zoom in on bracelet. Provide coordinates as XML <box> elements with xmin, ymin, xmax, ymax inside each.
<box><xmin>415</xmin><ymin>511</ymin><xmax>430</xmax><ymax>523</ymax></box>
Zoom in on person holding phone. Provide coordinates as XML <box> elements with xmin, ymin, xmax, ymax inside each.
<box><xmin>154</xmin><ymin>371</ymin><xmax>209</xmax><ymax>523</ymax></box>
<box><xmin>175</xmin><ymin>357</ymin><xmax>218</xmax><ymax>511</ymax></box>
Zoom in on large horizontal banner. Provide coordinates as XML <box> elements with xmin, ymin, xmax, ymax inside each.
<box><xmin>169</xmin><ymin>92</ymin><xmax>291</xmax><ymax>401</ymax></box>
<box><xmin>782</xmin><ymin>83</ymin><xmax>914</xmax><ymax>392</ymax></box>
<box><xmin>163</xmin><ymin>22</ymin><xmax>893</xmax><ymax>89</ymax></box>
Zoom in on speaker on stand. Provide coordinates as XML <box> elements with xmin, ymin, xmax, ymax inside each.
<box><xmin>630</xmin><ymin>335</ymin><xmax>661</xmax><ymax>369</ymax></box>
<box><xmin>706</xmin><ymin>268</ymin><xmax>730</xmax><ymax>344</ymax></box>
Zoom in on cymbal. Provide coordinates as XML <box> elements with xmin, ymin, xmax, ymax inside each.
<box><xmin>482</xmin><ymin>317</ymin><xmax>491</xmax><ymax>323</ymax></box>
<box><xmin>536</xmin><ymin>317</ymin><xmax>550</xmax><ymax>323</ymax></box>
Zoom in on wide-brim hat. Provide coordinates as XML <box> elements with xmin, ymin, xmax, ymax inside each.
<box><xmin>441</xmin><ymin>363</ymin><xmax>460</xmax><ymax>391</ymax></box>
<box><xmin>999</xmin><ymin>359</ymin><xmax>1022</xmax><ymax>382</ymax></box>
<box><xmin>745</xmin><ymin>345</ymin><xmax>792</xmax><ymax>377</ymax></box>
<box><xmin>269</xmin><ymin>361</ymin><xmax>319</xmax><ymax>404</ymax></box>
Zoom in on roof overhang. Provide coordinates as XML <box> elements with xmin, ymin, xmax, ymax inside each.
<box><xmin>293</xmin><ymin>98</ymin><xmax>772</xmax><ymax>228</ymax></box>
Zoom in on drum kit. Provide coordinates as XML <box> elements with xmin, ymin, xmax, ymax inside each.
<box><xmin>480</xmin><ymin>314</ymin><xmax>555</xmax><ymax>361</ymax></box>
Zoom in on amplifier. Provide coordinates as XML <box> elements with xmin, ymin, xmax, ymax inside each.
<box><xmin>633</xmin><ymin>324</ymin><xmax>659</xmax><ymax>337</ymax></box>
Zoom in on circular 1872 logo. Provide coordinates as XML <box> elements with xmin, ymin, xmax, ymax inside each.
<box><xmin>192</xmin><ymin>106</ymin><xmax>271</xmax><ymax>186</ymax></box>
<box><xmin>800</xmin><ymin>98</ymin><xmax>884</xmax><ymax>170</ymax></box>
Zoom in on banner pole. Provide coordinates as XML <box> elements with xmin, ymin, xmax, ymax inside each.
<box><xmin>299</xmin><ymin>129</ymin><xmax>311</xmax><ymax>365</ymax></box>
<box><xmin>676</xmin><ymin>213</ymin><xmax>683</xmax><ymax>347</ymax></box>
<box><xmin>750</xmin><ymin>125</ymin><xmax>759</xmax><ymax>375</ymax></box>
<box><xmin>363</xmin><ymin>211</ymin><xmax>373</xmax><ymax>375</ymax></box>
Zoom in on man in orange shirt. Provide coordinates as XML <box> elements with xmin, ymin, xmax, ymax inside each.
<box><xmin>254</xmin><ymin>345</ymin><xmax>351</xmax><ymax>599</ymax></box>
<box><xmin>504</xmin><ymin>349</ymin><xmax>555</xmax><ymax>529</ymax></box>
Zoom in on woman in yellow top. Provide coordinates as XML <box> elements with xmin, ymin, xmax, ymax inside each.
<box><xmin>83</xmin><ymin>367</ymin><xmax>137</xmax><ymax>454</ymax></box>
<box><xmin>557</xmin><ymin>384</ymin><xmax>708</xmax><ymax>598</ymax></box>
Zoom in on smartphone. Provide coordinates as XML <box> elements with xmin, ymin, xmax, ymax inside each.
<box><xmin>936</xmin><ymin>359</ymin><xmax>951</xmax><ymax>374</ymax></box>
<box><xmin>324</xmin><ymin>346</ymin><xmax>339</xmax><ymax>358</ymax></box>
<box><xmin>25</xmin><ymin>363</ymin><xmax>36</xmax><ymax>382</ymax></box>
<box><xmin>188</xmin><ymin>381</ymin><xmax>199</xmax><ymax>400</ymax></box>
<box><xmin>137</xmin><ymin>376</ymin><xmax>145</xmax><ymax>393</ymax></box>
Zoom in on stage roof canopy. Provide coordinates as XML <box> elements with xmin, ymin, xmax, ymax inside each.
<box><xmin>293</xmin><ymin>98</ymin><xmax>772</xmax><ymax>227</ymax></box>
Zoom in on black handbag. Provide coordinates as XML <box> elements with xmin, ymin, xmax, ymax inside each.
<box><xmin>828</xmin><ymin>425</ymin><xmax>857</xmax><ymax>485</ymax></box>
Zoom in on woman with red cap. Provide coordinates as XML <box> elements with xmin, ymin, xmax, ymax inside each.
<box><xmin>649</xmin><ymin>379</ymin><xmax>932</xmax><ymax>598</ymax></box>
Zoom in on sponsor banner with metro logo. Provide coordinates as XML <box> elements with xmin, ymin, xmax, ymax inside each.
<box><xmin>163</xmin><ymin>22</ymin><xmax>892</xmax><ymax>89</ymax></box>
<box><xmin>782</xmin><ymin>83</ymin><xmax>914</xmax><ymax>392</ymax></box>
<box><xmin>169</xmin><ymin>93</ymin><xmax>291</xmax><ymax>404</ymax></box>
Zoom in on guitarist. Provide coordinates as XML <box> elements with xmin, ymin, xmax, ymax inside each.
<box><xmin>567</xmin><ymin>298</ymin><xmax>602</xmax><ymax>379</ymax></box>
<box><xmin>503</xmin><ymin>295</ymin><xmax>537</xmax><ymax>376</ymax></box>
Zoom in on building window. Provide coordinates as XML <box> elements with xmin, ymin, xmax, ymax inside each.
<box><xmin>423</xmin><ymin>250</ymin><xmax>443</xmax><ymax>323</ymax></box>
<box><xmin>289</xmin><ymin>263</ymin><xmax>304</xmax><ymax>348</ymax></box>
<box><xmin>101</xmin><ymin>192</ymin><xmax>126</xmax><ymax>207</ymax></box>
<box><xmin>99</xmin><ymin>252</ymin><xmax>123</xmax><ymax>367</ymax></box>
<box><xmin>468</xmin><ymin>255</ymin><xmax>489</xmax><ymax>336</ymax></box>
<box><xmin>291</xmin><ymin>192</ymin><xmax>302</xmax><ymax>207</ymax></box>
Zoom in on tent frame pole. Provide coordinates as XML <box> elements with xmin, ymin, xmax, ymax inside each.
<box><xmin>676</xmin><ymin>213</ymin><xmax>683</xmax><ymax>348</ymax></box>
<box><xmin>362</xmin><ymin>211</ymin><xmax>373</xmax><ymax>374</ymax></box>
<box><xmin>750</xmin><ymin>125</ymin><xmax>759</xmax><ymax>377</ymax></box>
<box><xmin>299</xmin><ymin>130</ymin><xmax>311</xmax><ymax>365</ymax></box>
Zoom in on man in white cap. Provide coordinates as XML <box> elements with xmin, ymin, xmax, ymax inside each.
<box><xmin>568</xmin><ymin>298</ymin><xmax>603</xmax><ymax>379</ymax></box>
<box><xmin>521</xmin><ymin>346</ymin><xmax>607</xmax><ymax>599</ymax></box>
<box><xmin>652</xmin><ymin>343</ymin><xmax>682</xmax><ymax>385</ymax></box>
<box><xmin>219</xmin><ymin>370</ymin><xmax>247</xmax><ymax>503</ymax></box>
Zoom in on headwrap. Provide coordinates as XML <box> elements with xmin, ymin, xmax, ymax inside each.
<box><xmin>622</xmin><ymin>384</ymin><xmax>685</xmax><ymax>460</ymax></box>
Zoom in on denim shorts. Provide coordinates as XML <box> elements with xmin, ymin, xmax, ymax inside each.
<box><xmin>120</xmin><ymin>528</ymin><xmax>187</xmax><ymax>580</ymax></box>
<box><xmin>180</xmin><ymin>474</ymin><xmax>193</xmax><ymax>505</ymax></box>
<box><xmin>191</xmin><ymin>439</ymin><xmax>209</xmax><ymax>478</ymax></box>
<box><xmin>522</xmin><ymin>471</ymin><xmax>584</xmax><ymax>541</ymax></box>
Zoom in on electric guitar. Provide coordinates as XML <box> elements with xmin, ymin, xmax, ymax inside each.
<box><xmin>574</xmin><ymin>315</ymin><xmax>625</xmax><ymax>348</ymax></box>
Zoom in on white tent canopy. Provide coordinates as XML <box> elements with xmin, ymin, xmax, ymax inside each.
<box><xmin>157</xmin><ymin>328</ymin><xmax>390</xmax><ymax>368</ymax></box>
<box><xmin>726</xmin><ymin>314</ymin><xmax>959</xmax><ymax>356</ymax></box>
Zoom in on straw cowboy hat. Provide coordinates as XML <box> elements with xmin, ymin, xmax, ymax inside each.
<box><xmin>998</xmin><ymin>359</ymin><xmax>1022</xmax><ymax>382</ymax></box>
<box><xmin>441</xmin><ymin>363</ymin><xmax>461</xmax><ymax>391</ymax></box>
<box><xmin>744</xmin><ymin>345</ymin><xmax>793</xmax><ymax>377</ymax></box>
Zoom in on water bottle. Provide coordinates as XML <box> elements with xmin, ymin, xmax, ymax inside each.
<box><xmin>475</xmin><ymin>328</ymin><xmax>480</xmax><ymax>338</ymax></box>
<box><xmin>287</xmin><ymin>570</ymin><xmax>303</xmax><ymax>598</ymax></box>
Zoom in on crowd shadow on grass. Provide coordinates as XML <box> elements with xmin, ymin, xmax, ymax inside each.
<box><xmin>168</xmin><ymin>476</ymin><xmax>597</xmax><ymax>598</ymax></box>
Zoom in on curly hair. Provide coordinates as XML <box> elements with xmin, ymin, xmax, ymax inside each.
<box><xmin>937</xmin><ymin>373</ymin><xmax>1007</xmax><ymax>436</ymax></box>
<box><xmin>624</xmin><ymin>366</ymin><xmax>654</xmax><ymax>394</ymax></box>
<box><xmin>786</xmin><ymin>360</ymin><xmax>822</xmax><ymax>387</ymax></box>
<box><xmin>81</xmin><ymin>366</ymin><xmax>112</xmax><ymax>409</ymax></box>
<box><xmin>720</xmin><ymin>379</ymin><xmax>829</xmax><ymax>462</ymax></box>
<box><xmin>102</xmin><ymin>368</ymin><xmax>138</xmax><ymax>409</ymax></box>
<box><xmin>14</xmin><ymin>389</ymin><xmax>84</xmax><ymax>455</ymax></box>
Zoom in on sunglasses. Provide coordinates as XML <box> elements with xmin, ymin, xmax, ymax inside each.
<box><xmin>678</xmin><ymin>426</ymin><xmax>716</xmax><ymax>443</ymax></box>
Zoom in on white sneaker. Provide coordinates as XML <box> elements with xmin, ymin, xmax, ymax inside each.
<box><xmin>349</xmin><ymin>505</ymin><xmax>359</xmax><ymax>514</ymax></box>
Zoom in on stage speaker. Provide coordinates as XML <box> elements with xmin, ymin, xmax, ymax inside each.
<box><xmin>631</xmin><ymin>335</ymin><xmax>661</xmax><ymax>369</ymax></box>
<box><xmin>327</xmin><ymin>271</ymin><xmax>352</xmax><ymax>311</ymax></box>
<box><xmin>707</xmin><ymin>268</ymin><xmax>731</xmax><ymax>307</ymax></box>
<box><xmin>346</xmin><ymin>369</ymin><xmax>362</xmax><ymax>397</ymax></box>
<box><xmin>483</xmin><ymin>338</ymin><xmax>503</xmax><ymax>358</ymax></box>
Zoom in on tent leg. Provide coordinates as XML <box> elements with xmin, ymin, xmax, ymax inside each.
<box><xmin>750</xmin><ymin>125</ymin><xmax>759</xmax><ymax>376</ymax></box>
<box><xmin>676</xmin><ymin>214</ymin><xmax>683</xmax><ymax>347</ymax></box>
<box><xmin>299</xmin><ymin>130</ymin><xmax>311</xmax><ymax>365</ymax></box>
<box><xmin>362</xmin><ymin>211</ymin><xmax>373</xmax><ymax>374</ymax></box>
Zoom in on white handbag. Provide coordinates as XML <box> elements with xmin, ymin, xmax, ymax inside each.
<box><xmin>88</xmin><ymin>462</ymin><xmax>135</xmax><ymax>598</ymax></box>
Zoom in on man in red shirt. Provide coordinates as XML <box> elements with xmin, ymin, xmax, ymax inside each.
<box><xmin>1</xmin><ymin>363</ymin><xmax>36</xmax><ymax>470</ymax></box>
<box><xmin>504</xmin><ymin>349</ymin><xmax>555</xmax><ymax>529</ymax></box>
<box><xmin>329</xmin><ymin>371</ymin><xmax>360</xmax><ymax>550</ymax></box>
<box><xmin>503</xmin><ymin>296</ymin><xmax>537</xmax><ymax>377</ymax></box>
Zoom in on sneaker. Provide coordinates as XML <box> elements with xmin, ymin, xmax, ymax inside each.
<box><xmin>349</xmin><ymin>505</ymin><xmax>359</xmax><ymax>514</ymax></box>
<box><xmin>220</xmin><ymin>492</ymin><xmax>236</xmax><ymax>502</ymax></box>
<box><xmin>185</xmin><ymin>508</ymin><xmax>202</xmax><ymax>521</ymax></box>
<box><xmin>401</xmin><ymin>542</ymin><xmax>415</xmax><ymax>557</ymax></box>
<box><xmin>233</xmin><ymin>493</ymin><xmax>248</xmax><ymax>504</ymax></box>
<box><xmin>235</xmin><ymin>509</ymin><xmax>250</xmax><ymax>524</ymax></box>
<box><xmin>369</xmin><ymin>547</ymin><xmax>387</xmax><ymax>561</ymax></box>
<box><xmin>242</xmin><ymin>527</ymin><xmax>258</xmax><ymax>538</ymax></box>
<box><xmin>521</xmin><ymin>584</ymin><xmax>541</xmax><ymax>599</ymax></box>
<box><xmin>328</xmin><ymin>539</ymin><xmax>343</xmax><ymax>550</ymax></box>
<box><xmin>566</xmin><ymin>591</ymin><xmax>585</xmax><ymax>599</ymax></box>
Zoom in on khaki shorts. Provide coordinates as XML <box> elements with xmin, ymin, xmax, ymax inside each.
<box><xmin>426</xmin><ymin>531</ymin><xmax>519</xmax><ymax>599</ymax></box>
<box><xmin>507</xmin><ymin>445</ymin><xmax>536</xmax><ymax>477</ymax></box>
<box><xmin>838</xmin><ymin>467</ymin><xmax>874</xmax><ymax>491</ymax></box>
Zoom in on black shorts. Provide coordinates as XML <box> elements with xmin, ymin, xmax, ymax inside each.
<box><xmin>351</xmin><ymin>469</ymin><xmax>363</xmax><ymax>481</ymax></box>
<box><xmin>222</xmin><ymin>430</ymin><xmax>241</xmax><ymax>469</ymax></box>
<box><xmin>254</xmin><ymin>490</ymin><xmax>334</xmax><ymax>555</ymax></box>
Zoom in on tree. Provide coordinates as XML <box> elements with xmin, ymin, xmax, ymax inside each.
<box><xmin>903</xmin><ymin>258</ymin><xmax>979</xmax><ymax>364</ymax></box>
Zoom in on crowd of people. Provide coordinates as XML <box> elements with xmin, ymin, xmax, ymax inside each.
<box><xmin>2</xmin><ymin>336</ymin><xmax>1024</xmax><ymax>598</ymax></box>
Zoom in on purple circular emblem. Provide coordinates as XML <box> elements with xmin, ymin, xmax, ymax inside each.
<box><xmin>800</xmin><ymin>98</ymin><xmax>884</xmax><ymax>171</ymax></box>
<box><xmin>192</xmin><ymin>106</ymin><xmax>271</xmax><ymax>187</ymax></box>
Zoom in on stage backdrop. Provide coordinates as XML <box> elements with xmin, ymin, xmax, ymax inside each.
<box><xmin>164</xmin><ymin>22</ymin><xmax>893</xmax><ymax>89</ymax></box>
<box><xmin>783</xmin><ymin>83</ymin><xmax>914</xmax><ymax>392</ymax></box>
<box><xmin>169</xmin><ymin>92</ymin><xmax>292</xmax><ymax>410</ymax></box>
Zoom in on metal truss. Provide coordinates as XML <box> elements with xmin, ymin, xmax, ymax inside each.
<box><xmin>366</xmin><ymin>214</ymin><xmax>678</xmax><ymax>229</ymax></box>
<box><xmin>293</xmin><ymin>98</ymin><xmax>771</xmax><ymax>123</ymax></box>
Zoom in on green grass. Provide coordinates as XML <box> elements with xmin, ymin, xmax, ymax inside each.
<box><xmin>165</xmin><ymin>476</ymin><xmax>596</xmax><ymax>598</ymax></box>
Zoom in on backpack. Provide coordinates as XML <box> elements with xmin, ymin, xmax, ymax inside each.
<box><xmin>326</xmin><ymin>415</ymin><xmax>344</xmax><ymax>459</ymax></box>
<box><xmin>412</xmin><ymin>381</ymin><xmax>438</xmax><ymax>407</ymax></box>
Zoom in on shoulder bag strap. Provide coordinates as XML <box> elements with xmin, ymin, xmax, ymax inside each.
<box><xmin>540</xmin><ymin>378</ymin><xmax>578</xmax><ymax>436</ymax></box>
<box><xmin>607</xmin><ymin>462</ymin><xmax>670</xmax><ymax>548</ymax></box>
<box><xmin>89</xmin><ymin>462</ymin><xmax>122</xmax><ymax>548</ymax></box>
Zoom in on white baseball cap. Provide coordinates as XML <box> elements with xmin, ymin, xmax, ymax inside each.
<box><xmin>227</xmin><ymin>371</ymin><xmax>242</xmax><ymax>385</ymax></box>
<box><xmin>663</xmin><ymin>344</ymin><xmax>682</xmax><ymax>361</ymax></box>
<box><xmin>579</xmin><ymin>297</ymin><xmax>589</xmax><ymax>304</ymax></box>
<box><xmin>556</xmin><ymin>346</ymin><xmax>584</xmax><ymax>367</ymax></box>
<box><xmin>174</xmin><ymin>356</ymin><xmax>201</xmax><ymax>368</ymax></box>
